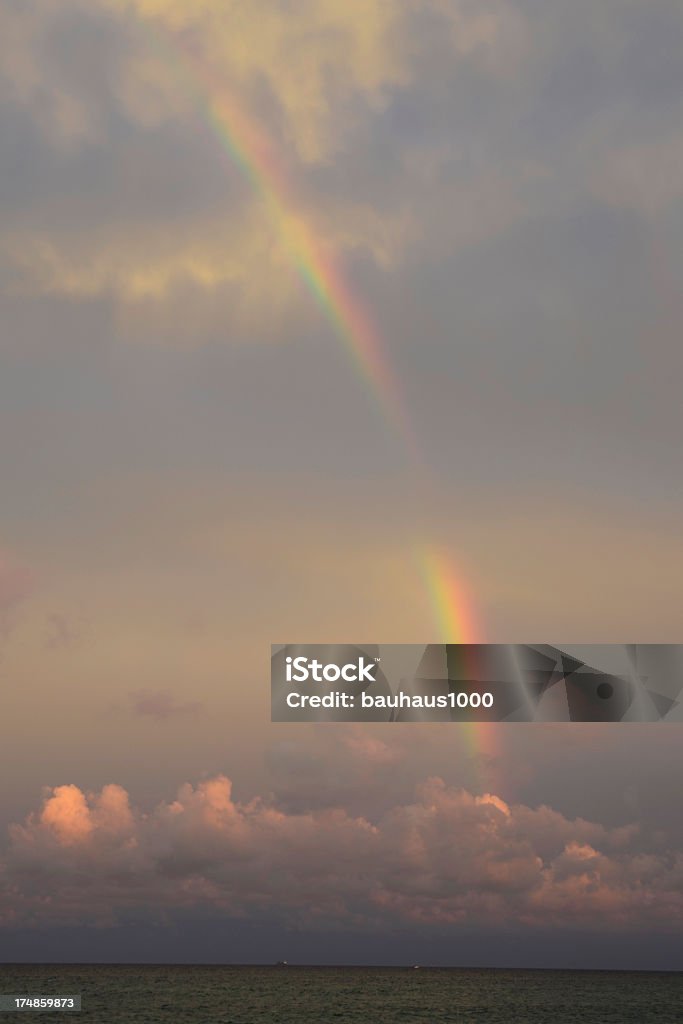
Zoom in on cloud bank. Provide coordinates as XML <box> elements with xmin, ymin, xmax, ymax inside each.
<box><xmin>2</xmin><ymin>774</ymin><xmax>681</xmax><ymax>933</ymax></box>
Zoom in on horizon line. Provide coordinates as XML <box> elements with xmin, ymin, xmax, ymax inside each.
<box><xmin>3</xmin><ymin>962</ymin><xmax>681</xmax><ymax>974</ymax></box>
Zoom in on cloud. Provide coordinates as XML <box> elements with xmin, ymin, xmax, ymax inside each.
<box><xmin>2</xmin><ymin>200</ymin><xmax>410</xmax><ymax>343</ymax></box>
<box><xmin>9</xmin><ymin>783</ymin><xmax>134</xmax><ymax>854</ymax></box>
<box><xmin>106</xmin><ymin>0</ymin><xmax>518</xmax><ymax>160</ymax></box>
<box><xmin>2</xmin><ymin>774</ymin><xmax>681</xmax><ymax>932</ymax></box>
<box><xmin>2</xmin><ymin>0</ymin><xmax>519</xmax><ymax>156</ymax></box>
<box><xmin>44</xmin><ymin>612</ymin><xmax>80</xmax><ymax>651</ymax></box>
<box><xmin>591</xmin><ymin>134</ymin><xmax>683</xmax><ymax>215</ymax></box>
<box><xmin>5</xmin><ymin>0</ymin><xmax>682</xmax><ymax>354</ymax></box>
<box><xmin>0</xmin><ymin>0</ymin><xmax>518</xmax><ymax>336</ymax></box>
<box><xmin>129</xmin><ymin>689</ymin><xmax>202</xmax><ymax>719</ymax></box>
<box><xmin>0</xmin><ymin>550</ymin><xmax>33</xmax><ymax>638</ymax></box>
<box><xmin>0</xmin><ymin>2</ymin><xmax>99</xmax><ymax>146</ymax></box>
<box><xmin>342</xmin><ymin>729</ymin><xmax>397</xmax><ymax>766</ymax></box>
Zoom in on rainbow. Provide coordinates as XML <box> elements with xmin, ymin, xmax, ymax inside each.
<box><xmin>199</xmin><ymin>75</ymin><xmax>420</xmax><ymax>461</ymax></box>
<box><xmin>416</xmin><ymin>544</ymin><xmax>479</xmax><ymax>645</ymax></box>
<box><xmin>416</xmin><ymin>544</ymin><xmax>499</xmax><ymax>767</ymax></box>
<box><xmin>160</xmin><ymin>31</ymin><xmax>482</xmax><ymax>656</ymax></box>
<box><xmin>159</xmin><ymin>28</ymin><xmax>500</xmax><ymax>783</ymax></box>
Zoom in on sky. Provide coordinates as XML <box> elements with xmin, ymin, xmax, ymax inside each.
<box><xmin>1</xmin><ymin>0</ymin><xmax>682</xmax><ymax>967</ymax></box>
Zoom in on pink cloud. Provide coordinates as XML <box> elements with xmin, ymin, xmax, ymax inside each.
<box><xmin>2</xmin><ymin>775</ymin><xmax>682</xmax><ymax>932</ymax></box>
<box><xmin>38</xmin><ymin>784</ymin><xmax>94</xmax><ymax>845</ymax></box>
<box><xmin>343</xmin><ymin>728</ymin><xmax>398</xmax><ymax>765</ymax></box>
<box><xmin>12</xmin><ymin>783</ymin><xmax>134</xmax><ymax>848</ymax></box>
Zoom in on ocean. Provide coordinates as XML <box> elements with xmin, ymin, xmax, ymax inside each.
<box><xmin>0</xmin><ymin>965</ymin><xmax>680</xmax><ymax>1023</ymax></box>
